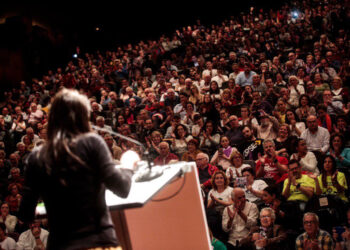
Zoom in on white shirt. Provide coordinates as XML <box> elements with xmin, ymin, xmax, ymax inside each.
<box><xmin>244</xmin><ymin>179</ymin><xmax>268</xmax><ymax>203</ymax></box>
<box><xmin>208</xmin><ymin>186</ymin><xmax>233</xmax><ymax>214</ymax></box>
<box><xmin>16</xmin><ymin>228</ymin><xmax>49</xmax><ymax>250</ymax></box>
<box><xmin>222</xmin><ymin>202</ymin><xmax>259</xmax><ymax>246</ymax></box>
<box><xmin>211</xmin><ymin>75</ymin><xmax>228</xmax><ymax>88</ymax></box>
<box><xmin>301</xmin><ymin>127</ymin><xmax>330</xmax><ymax>153</ymax></box>
<box><xmin>291</xmin><ymin>152</ymin><xmax>319</xmax><ymax>175</ymax></box>
<box><xmin>1</xmin><ymin>237</ymin><xmax>16</xmax><ymax>250</ymax></box>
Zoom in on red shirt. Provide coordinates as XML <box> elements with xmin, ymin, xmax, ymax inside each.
<box><xmin>154</xmin><ymin>153</ymin><xmax>179</xmax><ymax>166</ymax></box>
<box><xmin>256</xmin><ymin>156</ymin><xmax>288</xmax><ymax>182</ymax></box>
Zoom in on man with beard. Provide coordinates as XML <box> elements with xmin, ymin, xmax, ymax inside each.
<box><xmin>251</xmin><ymin>111</ymin><xmax>280</xmax><ymax>140</ymax></box>
<box><xmin>282</xmin><ymin>160</ymin><xmax>316</xmax><ymax>203</ymax></box>
<box><xmin>238</xmin><ymin>125</ymin><xmax>264</xmax><ymax>161</ymax></box>
<box><xmin>236</xmin><ymin>63</ymin><xmax>257</xmax><ymax>87</ymax></box>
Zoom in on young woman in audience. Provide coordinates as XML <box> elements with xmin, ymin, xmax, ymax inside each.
<box><xmin>290</xmin><ymin>138</ymin><xmax>319</xmax><ymax>175</ymax></box>
<box><xmin>5</xmin><ymin>183</ymin><xmax>22</xmax><ymax>216</ymax></box>
<box><xmin>285</xmin><ymin>109</ymin><xmax>306</xmax><ymax>137</ymax></box>
<box><xmin>171</xmin><ymin>124</ymin><xmax>193</xmax><ymax>158</ymax></box>
<box><xmin>225</xmin><ymin>151</ymin><xmax>251</xmax><ymax>183</ymax></box>
<box><xmin>0</xmin><ymin>203</ymin><xmax>17</xmax><ymax>234</ymax></box>
<box><xmin>210</xmin><ymin>136</ymin><xmax>236</xmax><ymax>171</ymax></box>
<box><xmin>181</xmin><ymin>138</ymin><xmax>201</xmax><ymax>162</ymax></box>
<box><xmin>241</xmin><ymin>167</ymin><xmax>268</xmax><ymax>204</ymax></box>
<box><xmin>329</xmin><ymin>133</ymin><xmax>350</xmax><ymax>168</ymax></box>
<box><xmin>199</xmin><ymin>120</ymin><xmax>220</xmax><ymax>156</ymax></box>
<box><xmin>207</xmin><ymin>170</ymin><xmax>233</xmax><ymax>215</ymax></box>
<box><xmin>317</xmin><ymin>155</ymin><xmax>348</xmax><ymax>202</ymax></box>
<box><xmin>295</xmin><ymin>94</ymin><xmax>316</xmax><ymax>122</ymax></box>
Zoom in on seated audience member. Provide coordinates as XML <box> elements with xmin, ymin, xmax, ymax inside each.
<box><xmin>0</xmin><ymin>203</ymin><xmax>17</xmax><ymax>233</ymax></box>
<box><xmin>282</xmin><ymin>160</ymin><xmax>317</xmax><ymax>204</ymax></box>
<box><xmin>301</xmin><ymin>115</ymin><xmax>330</xmax><ymax>156</ymax></box>
<box><xmin>240</xmin><ymin>207</ymin><xmax>287</xmax><ymax>249</ymax></box>
<box><xmin>256</xmin><ymin>140</ymin><xmax>288</xmax><ymax>183</ymax></box>
<box><xmin>181</xmin><ymin>138</ymin><xmax>201</xmax><ymax>162</ymax></box>
<box><xmin>144</xmin><ymin>130</ymin><xmax>162</xmax><ymax>161</ymax></box>
<box><xmin>207</xmin><ymin>170</ymin><xmax>234</xmax><ymax>215</ymax></box>
<box><xmin>224</xmin><ymin>115</ymin><xmax>244</xmax><ymax>147</ymax></box>
<box><xmin>196</xmin><ymin>153</ymin><xmax>218</xmax><ymax>191</ymax></box>
<box><xmin>285</xmin><ymin>109</ymin><xmax>306</xmax><ymax>137</ymax></box>
<box><xmin>251</xmin><ymin>91</ymin><xmax>273</xmax><ymax>116</ymax></box>
<box><xmin>16</xmin><ymin>220</ymin><xmax>49</xmax><ymax>250</ymax></box>
<box><xmin>153</xmin><ymin>141</ymin><xmax>179</xmax><ymax>166</ymax></box>
<box><xmin>210</xmin><ymin>136</ymin><xmax>236</xmax><ymax>171</ymax></box>
<box><xmin>262</xmin><ymin>186</ymin><xmax>300</xmax><ymax>230</ymax></box>
<box><xmin>5</xmin><ymin>183</ymin><xmax>22</xmax><ymax>215</ymax></box>
<box><xmin>170</xmin><ymin>124</ymin><xmax>193</xmax><ymax>158</ymax></box>
<box><xmin>239</xmin><ymin>106</ymin><xmax>258</xmax><ymax>127</ymax></box>
<box><xmin>322</xmin><ymin>89</ymin><xmax>344</xmax><ymax>119</ymax></box>
<box><xmin>295</xmin><ymin>94</ymin><xmax>316</xmax><ymax>122</ymax></box>
<box><xmin>199</xmin><ymin>120</ymin><xmax>220</xmax><ymax>156</ymax></box>
<box><xmin>274</xmin><ymin>124</ymin><xmax>297</xmax><ymax>158</ymax></box>
<box><xmin>0</xmin><ymin>222</ymin><xmax>16</xmax><ymax>250</ymax></box>
<box><xmin>241</xmin><ymin>167</ymin><xmax>268</xmax><ymax>204</ymax></box>
<box><xmin>238</xmin><ymin>125</ymin><xmax>264</xmax><ymax>161</ymax></box>
<box><xmin>290</xmin><ymin>139</ymin><xmax>319</xmax><ymax>175</ymax></box>
<box><xmin>333</xmin><ymin>115</ymin><xmax>350</xmax><ymax>146</ymax></box>
<box><xmin>333</xmin><ymin>208</ymin><xmax>350</xmax><ymax>250</ymax></box>
<box><xmin>317</xmin><ymin>155</ymin><xmax>348</xmax><ymax>202</ymax></box>
<box><xmin>222</xmin><ymin>188</ymin><xmax>259</xmax><ymax>249</ymax></box>
<box><xmin>251</xmin><ymin>111</ymin><xmax>280</xmax><ymax>140</ymax></box>
<box><xmin>316</xmin><ymin>104</ymin><xmax>333</xmax><ymax>133</ymax></box>
<box><xmin>295</xmin><ymin>212</ymin><xmax>334</xmax><ymax>250</ymax></box>
<box><xmin>226</xmin><ymin>152</ymin><xmax>251</xmax><ymax>184</ymax></box>
<box><xmin>103</xmin><ymin>134</ymin><xmax>122</xmax><ymax>161</ymax></box>
<box><xmin>329</xmin><ymin>133</ymin><xmax>350</xmax><ymax>169</ymax></box>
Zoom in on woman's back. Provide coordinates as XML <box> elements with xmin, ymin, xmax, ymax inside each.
<box><xmin>20</xmin><ymin>132</ymin><xmax>133</xmax><ymax>249</ymax></box>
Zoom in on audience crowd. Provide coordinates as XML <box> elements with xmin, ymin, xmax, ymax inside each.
<box><xmin>0</xmin><ymin>0</ymin><xmax>349</xmax><ymax>248</ymax></box>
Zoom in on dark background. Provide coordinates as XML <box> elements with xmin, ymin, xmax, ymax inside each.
<box><xmin>0</xmin><ymin>1</ymin><xmax>284</xmax><ymax>93</ymax></box>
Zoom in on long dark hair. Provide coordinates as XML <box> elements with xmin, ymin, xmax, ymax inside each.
<box><xmin>321</xmin><ymin>155</ymin><xmax>337</xmax><ymax>188</ymax></box>
<box><xmin>44</xmin><ymin>89</ymin><xmax>91</xmax><ymax>179</ymax></box>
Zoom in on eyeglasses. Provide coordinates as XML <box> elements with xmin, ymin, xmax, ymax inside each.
<box><xmin>304</xmin><ymin>220</ymin><xmax>316</xmax><ymax>225</ymax></box>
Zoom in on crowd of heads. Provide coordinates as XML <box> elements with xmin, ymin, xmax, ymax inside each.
<box><xmin>0</xmin><ymin>0</ymin><xmax>349</xmax><ymax>248</ymax></box>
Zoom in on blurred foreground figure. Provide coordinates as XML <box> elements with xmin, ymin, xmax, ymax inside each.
<box><xmin>18</xmin><ymin>89</ymin><xmax>133</xmax><ymax>250</ymax></box>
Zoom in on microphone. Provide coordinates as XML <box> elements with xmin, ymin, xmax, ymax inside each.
<box><xmin>91</xmin><ymin>125</ymin><xmax>163</xmax><ymax>182</ymax></box>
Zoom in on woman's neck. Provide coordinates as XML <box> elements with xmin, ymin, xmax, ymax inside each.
<box><xmin>217</xmin><ymin>186</ymin><xmax>225</xmax><ymax>192</ymax></box>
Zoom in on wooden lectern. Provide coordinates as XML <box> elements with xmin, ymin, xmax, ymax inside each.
<box><xmin>107</xmin><ymin>162</ymin><xmax>211</xmax><ymax>250</ymax></box>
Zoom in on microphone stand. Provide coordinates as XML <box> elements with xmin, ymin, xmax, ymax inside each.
<box><xmin>91</xmin><ymin>125</ymin><xmax>163</xmax><ymax>182</ymax></box>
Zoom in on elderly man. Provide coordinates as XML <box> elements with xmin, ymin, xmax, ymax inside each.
<box><xmin>251</xmin><ymin>111</ymin><xmax>280</xmax><ymax>140</ymax></box>
<box><xmin>295</xmin><ymin>212</ymin><xmax>333</xmax><ymax>250</ymax></box>
<box><xmin>153</xmin><ymin>141</ymin><xmax>178</xmax><ymax>166</ymax></box>
<box><xmin>222</xmin><ymin>188</ymin><xmax>259</xmax><ymax>249</ymax></box>
<box><xmin>301</xmin><ymin>115</ymin><xmax>330</xmax><ymax>155</ymax></box>
<box><xmin>196</xmin><ymin>152</ymin><xmax>218</xmax><ymax>190</ymax></box>
<box><xmin>256</xmin><ymin>140</ymin><xmax>288</xmax><ymax>183</ymax></box>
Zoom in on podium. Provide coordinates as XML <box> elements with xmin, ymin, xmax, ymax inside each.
<box><xmin>107</xmin><ymin>162</ymin><xmax>211</xmax><ymax>250</ymax></box>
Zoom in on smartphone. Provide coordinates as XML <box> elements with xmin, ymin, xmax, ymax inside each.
<box><xmin>335</xmin><ymin>226</ymin><xmax>345</xmax><ymax>242</ymax></box>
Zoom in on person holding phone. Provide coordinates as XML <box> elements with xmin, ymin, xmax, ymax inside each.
<box><xmin>18</xmin><ymin>89</ymin><xmax>134</xmax><ymax>249</ymax></box>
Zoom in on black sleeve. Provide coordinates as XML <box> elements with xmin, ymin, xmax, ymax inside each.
<box><xmin>87</xmin><ymin>133</ymin><xmax>133</xmax><ymax>198</ymax></box>
<box><xmin>17</xmin><ymin>150</ymin><xmax>41</xmax><ymax>223</ymax></box>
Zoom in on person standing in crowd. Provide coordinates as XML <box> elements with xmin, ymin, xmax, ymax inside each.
<box><xmin>18</xmin><ymin>89</ymin><xmax>134</xmax><ymax>249</ymax></box>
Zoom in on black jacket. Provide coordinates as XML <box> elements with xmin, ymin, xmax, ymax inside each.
<box><xmin>18</xmin><ymin>132</ymin><xmax>133</xmax><ymax>250</ymax></box>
